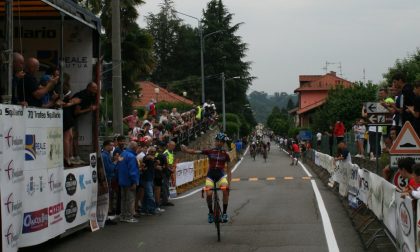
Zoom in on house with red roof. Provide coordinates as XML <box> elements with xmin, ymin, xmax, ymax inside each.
<box><xmin>293</xmin><ymin>71</ymin><xmax>352</xmax><ymax>127</ymax></box>
<box><xmin>132</xmin><ymin>81</ymin><xmax>194</xmax><ymax>108</ymax></box>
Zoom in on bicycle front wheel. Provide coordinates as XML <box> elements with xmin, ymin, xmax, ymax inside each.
<box><xmin>214</xmin><ymin>194</ymin><xmax>221</xmax><ymax>242</ymax></box>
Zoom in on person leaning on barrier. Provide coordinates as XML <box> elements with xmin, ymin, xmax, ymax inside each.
<box><xmin>397</xmin><ymin>157</ymin><xmax>418</xmax><ymax>196</ymax></box>
<box><xmin>403</xmin><ymin>163</ymin><xmax>420</xmax><ymax>199</ymax></box>
<box><xmin>162</xmin><ymin>141</ymin><xmax>176</xmax><ymax>207</ymax></box>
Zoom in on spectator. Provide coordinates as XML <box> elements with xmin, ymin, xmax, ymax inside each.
<box><xmin>396</xmin><ymin>73</ymin><xmax>416</xmax><ymax>126</ymax></box>
<box><xmin>162</xmin><ymin>141</ymin><xmax>176</xmax><ymax>207</ymax></box>
<box><xmin>316</xmin><ymin>130</ymin><xmax>322</xmax><ymax>151</ymax></box>
<box><xmin>235</xmin><ymin>139</ymin><xmax>243</xmax><ymax>159</ymax></box>
<box><xmin>154</xmin><ymin>142</ymin><xmax>168</xmax><ymax>212</ymax></box>
<box><xmin>123</xmin><ymin>110</ymin><xmax>139</xmax><ymax>133</ymax></box>
<box><xmin>378</xmin><ymin>88</ymin><xmax>395</xmax><ymax>138</ymax></box>
<box><xmin>141</xmin><ymin>147</ymin><xmax>161</xmax><ymax>215</ymax></box>
<box><xmin>71</xmin><ymin>82</ymin><xmax>98</xmax><ymax>165</ymax></box>
<box><xmin>397</xmin><ymin>157</ymin><xmax>416</xmax><ymax>197</ymax></box>
<box><xmin>382</xmin><ymin>127</ymin><xmax>398</xmax><ymax>181</ymax></box>
<box><xmin>333</xmin><ymin>120</ymin><xmax>345</xmax><ymax>144</ymax></box>
<box><xmin>118</xmin><ymin>141</ymin><xmax>140</xmax><ymax>223</ymax></box>
<box><xmin>135</xmin><ymin>142</ymin><xmax>148</xmax><ymax>213</ymax></box>
<box><xmin>101</xmin><ymin>140</ymin><xmax>118</xmax><ymax>225</ymax></box>
<box><xmin>113</xmin><ymin>135</ymin><xmax>126</xmax><ymax>215</ymax></box>
<box><xmin>159</xmin><ymin>109</ymin><xmax>169</xmax><ymax>124</ymax></box>
<box><xmin>12</xmin><ymin>52</ymin><xmax>25</xmax><ymax>104</ymax></box>
<box><xmin>335</xmin><ymin>142</ymin><xmax>351</xmax><ymax>164</ymax></box>
<box><xmin>404</xmin><ymin>164</ymin><xmax>420</xmax><ymax>199</ymax></box>
<box><xmin>39</xmin><ymin>66</ymin><xmax>60</xmax><ymax>108</ymax></box>
<box><xmin>290</xmin><ymin>140</ymin><xmax>300</xmax><ymax>166</ymax></box>
<box><xmin>16</xmin><ymin>57</ymin><xmax>59</xmax><ymax>107</ymax></box>
<box><xmin>354</xmin><ymin>119</ymin><xmax>366</xmax><ymax>158</ymax></box>
<box><xmin>146</xmin><ymin>99</ymin><xmax>157</xmax><ymax>119</ymax></box>
<box><xmin>325</xmin><ymin>125</ymin><xmax>334</xmax><ymax>156</ymax></box>
<box><xmin>132</xmin><ymin>120</ymin><xmax>144</xmax><ymax>138</ymax></box>
<box><xmin>406</xmin><ymin>80</ymin><xmax>420</xmax><ymax>137</ymax></box>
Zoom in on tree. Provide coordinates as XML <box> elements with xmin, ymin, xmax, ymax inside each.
<box><xmin>201</xmin><ymin>0</ymin><xmax>253</xmax><ymax>117</ymax></box>
<box><xmin>311</xmin><ymin>82</ymin><xmax>377</xmax><ymax>131</ymax></box>
<box><xmin>78</xmin><ymin>0</ymin><xmax>155</xmax><ymax>115</ymax></box>
<box><xmin>383</xmin><ymin>49</ymin><xmax>420</xmax><ymax>84</ymax></box>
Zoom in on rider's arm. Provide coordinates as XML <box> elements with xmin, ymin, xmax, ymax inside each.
<box><xmin>180</xmin><ymin>144</ymin><xmax>202</xmax><ymax>155</ymax></box>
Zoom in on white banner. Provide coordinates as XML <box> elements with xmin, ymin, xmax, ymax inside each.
<box><xmin>357</xmin><ymin>169</ymin><xmax>371</xmax><ymax>205</ymax></box>
<box><xmin>89</xmin><ymin>153</ymin><xmax>99</xmax><ymax>232</ymax></box>
<box><xmin>176</xmin><ymin>162</ymin><xmax>194</xmax><ymax>187</ymax></box>
<box><xmin>396</xmin><ymin>195</ymin><xmax>415</xmax><ymax>252</ymax></box>
<box><xmin>63</xmin><ymin>164</ymin><xmax>97</xmax><ymax>230</ymax></box>
<box><xmin>383</xmin><ymin>182</ymin><xmax>398</xmax><ymax>239</ymax></box>
<box><xmin>18</xmin><ymin>108</ymin><xmax>65</xmax><ymax>247</ymax></box>
<box><xmin>368</xmin><ymin>172</ymin><xmax>384</xmax><ymax>220</ymax></box>
<box><xmin>0</xmin><ymin>105</ymin><xmax>26</xmax><ymax>252</ymax></box>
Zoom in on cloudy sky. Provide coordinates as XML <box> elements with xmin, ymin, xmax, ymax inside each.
<box><xmin>137</xmin><ymin>0</ymin><xmax>420</xmax><ymax>94</ymax></box>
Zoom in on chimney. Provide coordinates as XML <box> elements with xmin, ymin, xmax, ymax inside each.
<box><xmin>329</xmin><ymin>71</ymin><xmax>336</xmax><ymax>76</ymax></box>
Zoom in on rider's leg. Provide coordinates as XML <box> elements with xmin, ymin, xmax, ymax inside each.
<box><xmin>206</xmin><ymin>190</ymin><xmax>213</xmax><ymax>213</ymax></box>
<box><xmin>222</xmin><ymin>189</ymin><xmax>229</xmax><ymax>214</ymax></box>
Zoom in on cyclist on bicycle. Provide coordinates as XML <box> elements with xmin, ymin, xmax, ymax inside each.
<box><xmin>181</xmin><ymin>132</ymin><xmax>231</xmax><ymax>223</ymax></box>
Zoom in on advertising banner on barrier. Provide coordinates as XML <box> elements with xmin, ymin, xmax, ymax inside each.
<box><xmin>357</xmin><ymin>169</ymin><xmax>371</xmax><ymax>205</ymax></box>
<box><xmin>64</xmin><ymin>164</ymin><xmax>97</xmax><ymax>230</ymax></box>
<box><xmin>368</xmin><ymin>172</ymin><xmax>384</xmax><ymax>220</ymax></box>
<box><xmin>383</xmin><ymin>182</ymin><xmax>398</xmax><ymax>239</ymax></box>
<box><xmin>0</xmin><ymin>104</ymin><xmax>25</xmax><ymax>252</ymax></box>
<box><xmin>348</xmin><ymin>164</ymin><xmax>360</xmax><ymax>208</ymax></box>
<box><xmin>19</xmin><ymin>108</ymin><xmax>66</xmax><ymax>247</ymax></box>
<box><xmin>95</xmin><ymin>154</ymin><xmax>109</xmax><ymax>228</ymax></box>
<box><xmin>396</xmin><ymin>195</ymin><xmax>415</xmax><ymax>252</ymax></box>
<box><xmin>176</xmin><ymin>162</ymin><xmax>194</xmax><ymax>187</ymax></box>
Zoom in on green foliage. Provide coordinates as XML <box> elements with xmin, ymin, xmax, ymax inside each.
<box><xmin>383</xmin><ymin>49</ymin><xmax>420</xmax><ymax>83</ymax></box>
<box><xmin>248</xmin><ymin>91</ymin><xmax>298</xmax><ymax>123</ymax></box>
<box><xmin>266</xmin><ymin>106</ymin><xmax>292</xmax><ymax>136</ymax></box>
<box><xmin>288</xmin><ymin>127</ymin><xmax>300</xmax><ymax>138</ymax></box>
<box><xmin>311</xmin><ymin>83</ymin><xmax>378</xmax><ymax>131</ymax></box>
<box><xmin>225</xmin><ymin>121</ymin><xmax>240</xmax><ymax>139</ymax></box>
<box><xmin>225</xmin><ymin>113</ymin><xmax>241</xmax><ymax>124</ymax></box>
<box><xmin>155</xmin><ymin>101</ymin><xmax>194</xmax><ymax>113</ymax></box>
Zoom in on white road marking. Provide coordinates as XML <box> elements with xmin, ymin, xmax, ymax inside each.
<box><xmin>297</xmin><ymin>158</ymin><xmax>340</xmax><ymax>251</ymax></box>
<box><xmin>172</xmin><ymin>146</ymin><xmax>249</xmax><ymax>200</ymax></box>
<box><xmin>281</xmin><ymin>148</ymin><xmax>339</xmax><ymax>251</ymax></box>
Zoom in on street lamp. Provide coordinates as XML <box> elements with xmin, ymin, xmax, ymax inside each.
<box><xmin>174</xmin><ymin>10</ymin><xmax>205</xmax><ymax>104</ymax></box>
<box><xmin>221</xmin><ymin>73</ymin><xmax>241</xmax><ymax>132</ymax></box>
<box><xmin>182</xmin><ymin>91</ymin><xmax>187</xmax><ymax>97</ymax></box>
<box><xmin>174</xmin><ymin>10</ymin><xmax>223</xmax><ymax>105</ymax></box>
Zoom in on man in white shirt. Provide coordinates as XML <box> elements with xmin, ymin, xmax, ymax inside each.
<box><xmin>316</xmin><ymin>131</ymin><xmax>322</xmax><ymax>150</ymax></box>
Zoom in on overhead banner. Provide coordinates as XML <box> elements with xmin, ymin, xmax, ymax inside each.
<box><xmin>176</xmin><ymin>162</ymin><xmax>194</xmax><ymax>187</ymax></box>
<box><xmin>0</xmin><ymin>105</ymin><xmax>25</xmax><ymax>252</ymax></box>
<box><xmin>19</xmin><ymin>108</ymin><xmax>65</xmax><ymax>247</ymax></box>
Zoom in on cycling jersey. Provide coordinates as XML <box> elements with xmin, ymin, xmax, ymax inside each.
<box><xmin>201</xmin><ymin>148</ymin><xmax>230</xmax><ymax>170</ymax></box>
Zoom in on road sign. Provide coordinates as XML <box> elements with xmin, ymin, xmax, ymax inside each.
<box><xmin>389</xmin><ymin>122</ymin><xmax>420</xmax><ymax>154</ymax></box>
<box><xmin>367</xmin><ymin>113</ymin><xmax>392</xmax><ymax>125</ymax></box>
<box><xmin>390</xmin><ymin>155</ymin><xmax>420</xmax><ymax>168</ymax></box>
<box><xmin>365</xmin><ymin>102</ymin><xmax>389</xmax><ymax>114</ymax></box>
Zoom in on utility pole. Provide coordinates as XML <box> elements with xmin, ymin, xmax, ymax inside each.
<box><xmin>199</xmin><ymin>22</ymin><xmax>205</xmax><ymax>104</ymax></box>
<box><xmin>2</xmin><ymin>0</ymin><xmax>13</xmax><ymax>103</ymax></box>
<box><xmin>112</xmin><ymin>0</ymin><xmax>123</xmax><ymax>135</ymax></box>
<box><xmin>221</xmin><ymin>72</ymin><xmax>226</xmax><ymax>132</ymax></box>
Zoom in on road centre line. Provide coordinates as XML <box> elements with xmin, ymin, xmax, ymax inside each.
<box><xmin>172</xmin><ymin>146</ymin><xmax>249</xmax><ymax>200</ymax></box>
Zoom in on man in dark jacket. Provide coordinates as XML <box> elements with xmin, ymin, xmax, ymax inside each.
<box><xmin>118</xmin><ymin>141</ymin><xmax>140</xmax><ymax>223</ymax></box>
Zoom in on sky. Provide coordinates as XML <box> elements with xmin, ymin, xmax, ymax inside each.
<box><xmin>136</xmin><ymin>0</ymin><xmax>420</xmax><ymax>94</ymax></box>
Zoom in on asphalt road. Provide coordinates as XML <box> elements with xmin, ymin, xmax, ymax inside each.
<box><xmin>23</xmin><ymin>145</ymin><xmax>364</xmax><ymax>252</ymax></box>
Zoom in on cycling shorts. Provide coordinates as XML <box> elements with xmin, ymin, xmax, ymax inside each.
<box><xmin>205</xmin><ymin>168</ymin><xmax>228</xmax><ymax>188</ymax></box>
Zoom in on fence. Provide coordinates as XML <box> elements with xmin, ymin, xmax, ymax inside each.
<box><xmin>306</xmin><ymin>149</ymin><xmax>417</xmax><ymax>251</ymax></box>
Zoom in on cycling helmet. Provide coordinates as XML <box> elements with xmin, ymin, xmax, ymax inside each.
<box><xmin>215</xmin><ymin>132</ymin><xmax>227</xmax><ymax>142</ymax></box>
